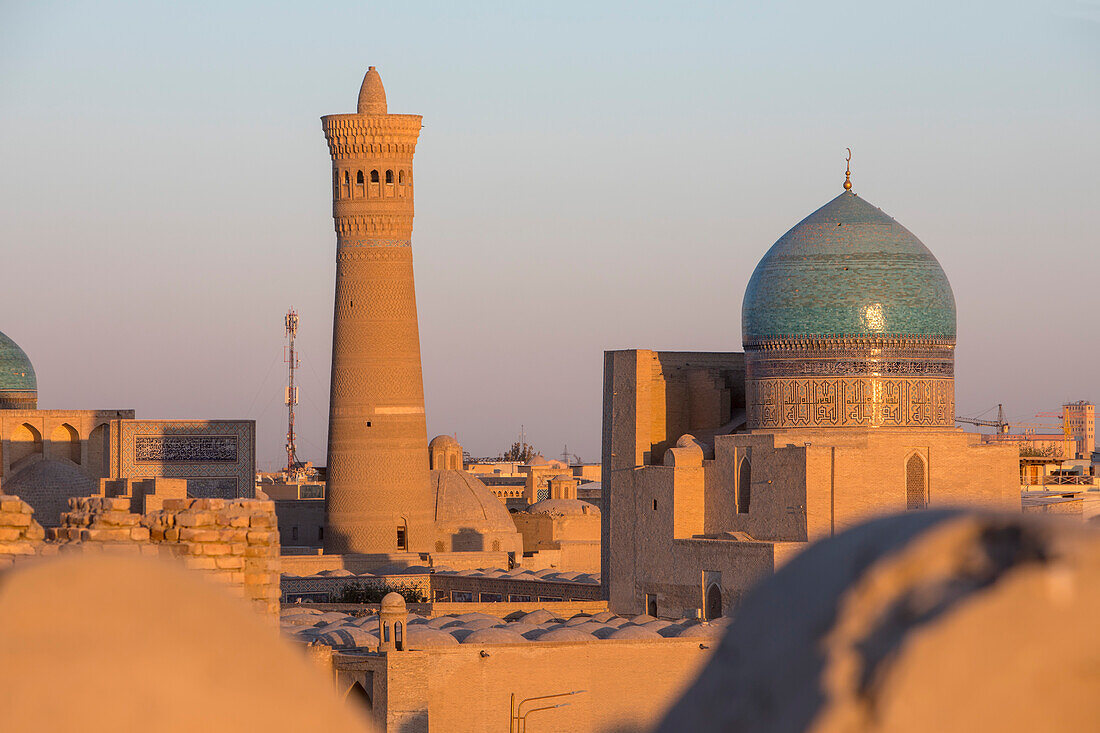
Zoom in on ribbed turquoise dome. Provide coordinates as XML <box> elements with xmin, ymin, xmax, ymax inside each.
<box><xmin>742</xmin><ymin>191</ymin><xmax>956</xmax><ymax>343</ymax></box>
<box><xmin>0</xmin><ymin>330</ymin><xmax>37</xmax><ymax>393</ymax></box>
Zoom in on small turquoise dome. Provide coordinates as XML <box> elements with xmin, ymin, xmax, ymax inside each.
<box><xmin>742</xmin><ymin>191</ymin><xmax>956</xmax><ymax>343</ymax></box>
<box><xmin>0</xmin><ymin>330</ymin><xmax>36</xmax><ymax>397</ymax></box>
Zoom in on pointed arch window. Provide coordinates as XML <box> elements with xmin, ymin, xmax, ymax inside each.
<box><xmin>737</xmin><ymin>457</ymin><xmax>751</xmax><ymax>514</ymax></box>
<box><xmin>906</xmin><ymin>453</ymin><xmax>927</xmax><ymax>510</ymax></box>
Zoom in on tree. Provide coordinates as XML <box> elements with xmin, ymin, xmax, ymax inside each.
<box><xmin>332</xmin><ymin>581</ymin><xmax>427</xmax><ymax>604</ymax></box>
<box><xmin>501</xmin><ymin>441</ymin><xmax>536</xmax><ymax>463</ymax></box>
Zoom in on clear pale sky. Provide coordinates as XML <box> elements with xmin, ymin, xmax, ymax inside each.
<box><xmin>2</xmin><ymin>1</ymin><xmax>1097</xmax><ymax>469</ymax></box>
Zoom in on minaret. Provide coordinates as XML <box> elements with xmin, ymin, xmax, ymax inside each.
<box><xmin>321</xmin><ymin>67</ymin><xmax>433</xmax><ymax>554</ymax></box>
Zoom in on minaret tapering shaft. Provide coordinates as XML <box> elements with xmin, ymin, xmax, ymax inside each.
<box><xmin>321</xmin><ymin>67</ymin><xmax>432</xmax><ymax>554</ymax></box>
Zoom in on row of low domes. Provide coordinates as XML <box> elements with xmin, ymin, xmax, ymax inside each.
<box><xmin>282</xmin><ymin>606</ymin><xmax>729</xmax><ymax>649</ymax></box>
<box><xmin>285</xmin><ymin>566</ymin><xmax>600</xmax><ymax>585</ymax></box>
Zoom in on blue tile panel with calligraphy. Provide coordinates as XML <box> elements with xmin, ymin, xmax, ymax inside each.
<box><xmin>114</xmin><ymin>420</ymin><xmax>255</xmax><ymax>499</ymax></box>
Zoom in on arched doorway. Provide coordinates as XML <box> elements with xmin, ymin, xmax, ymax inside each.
<box><xmin>345</xmin><ymin>681</ymin><xmax>373</xmax><ymax>711</ymax></box>
<box><xmin>704</xmin><ymin>583</ymin><xmax>723</xmax><ymax>620</ymax></box>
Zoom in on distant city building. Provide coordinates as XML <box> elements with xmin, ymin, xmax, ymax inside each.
<box><xmin>1063</xmin><ymin>400</ymin><xmax>1095</xmax><ymax>459</ymax></box>
<box><xmin>258</xmin><ymin>466</ymin><xmax>326</xmax><ymax>551</ymax></box>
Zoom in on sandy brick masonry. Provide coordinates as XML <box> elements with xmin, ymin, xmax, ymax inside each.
<box><xmin>0</xmin><ymin>495</ymin><xmax>46</xmax><ymax>554</ymax></box>
<box><xmin>0</xmin><ymin>495</ymin><xmax>281</xmax><ymax>619</ymax></box>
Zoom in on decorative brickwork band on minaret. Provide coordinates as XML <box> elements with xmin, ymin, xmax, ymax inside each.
<box><xmin>321</xmin><ymin>67</ymin><xmax>434</xmax><ymax>554</ymax></box>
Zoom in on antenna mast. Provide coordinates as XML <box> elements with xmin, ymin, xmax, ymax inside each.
<box><xmin>284</xmin><ymin>308</ymin><xmax>300</xmax><ymax>473</ymax></box>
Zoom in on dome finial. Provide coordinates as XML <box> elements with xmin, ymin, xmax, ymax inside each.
<box><xmin>357</xmin><ymin>66</ymin><xmax>387</xmax><ymax>115</ymax></box>
<box><xmin>843</xmin><ymin>148</ymin><xmax>853</xmax><ymax>191</ymax></box>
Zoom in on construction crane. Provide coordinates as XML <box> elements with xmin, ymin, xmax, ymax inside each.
<box><xmin>956</xmin><ymin>404</ymin><xmax>1066</xmax><ymax>436</ymax></box>
<box><xmin>956</xmin><ymin>404</ymin><xmax>1010</xmax><ymax>433</ymax></box>
<box><xmin>284</xmin><ymin>308</ymin><xmax>300</xmax><ymax>473</ymax></box>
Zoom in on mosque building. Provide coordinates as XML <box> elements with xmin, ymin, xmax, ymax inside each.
<box><xmin>602</xmin><ymin>168</ymin><xmax>1019</xmax><ymax>618</ymax></box>
<box><xmin>0</xmin><ymin>329</ymin><xmax>256</xmax><ymax>525</ymax></box>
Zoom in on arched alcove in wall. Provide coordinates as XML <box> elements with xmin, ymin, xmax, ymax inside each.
<box><xmin>345</xmin><ymin>681</ymin><xmax>373</xmax><ymax>711</ymax></box>
<box><xmin>50</xmin><ymin>423</ymin><xmax>80</xmax><ymax>464</ymax></box>
<box><xmin>9</xmin><ymin>422</ymin><xmax>43</xmax><ymax>468</ymax></box>
<box><xmin>906</xmin><ymin>453</ymin><xmax>927</xmax><ymax>510</ymax></box>
<box><xmin>736</xmin><ymin>457</ymin><xmax>751</xmax><ymax>514</ymax></box>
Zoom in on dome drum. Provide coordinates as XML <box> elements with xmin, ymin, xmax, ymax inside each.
<box><xmin>0</xmin><ymin>391</ymin><xmax>38</xmax><ymax>410</ymax></box>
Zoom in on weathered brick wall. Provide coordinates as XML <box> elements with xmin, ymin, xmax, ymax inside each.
<box><xmin>0</xmin><ymin>495</ymin><xmax>47</xmax><ymax>556</ymax></box>
<box><xmin>0</xmin><ymin>494</ymin><xmax>280</xmax><ymax>619</ymax></box>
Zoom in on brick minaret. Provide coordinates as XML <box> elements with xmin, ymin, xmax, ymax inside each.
<box><xmin>321</xmin><ymin>67</ymin><xmax>432</xmax><ymax>554</ymax></box>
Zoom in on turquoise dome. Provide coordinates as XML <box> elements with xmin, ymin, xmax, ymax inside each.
<box><xmin>742</xmin><ymin>191</ymin><xmax>956</xmax><ymax>343</ymax></box>
<box><xmin>0</xmin><ymin>330</ymin><xmax>37</xmax><ymax>394</ymax></box>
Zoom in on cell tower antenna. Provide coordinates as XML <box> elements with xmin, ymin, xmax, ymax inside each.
<box><xmin>284</xmin><ymin>308</ymin><xmax>300</xmax><ymax>473</ymax></box>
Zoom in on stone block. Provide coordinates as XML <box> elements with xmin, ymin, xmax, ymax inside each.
<box><xmin>179</xmin><ymin>528</ymin><xmax>221</xmax><ymax>543</ymax></box>
<box><xmin>102</xmin><ymin>543</ymin><xmax>141</xmax><ymax>556</ymax></box>
<box><xmin>165</xmin><ymin>528</ymin><xmax>181</xmax><ymax>542</ymax></box>
<box><xmin>0</xmin><ymin>496</ymin><xmax>27</xmax><ymax>512</ymax></box>
<box><xmin>229</xmin><ymin>516</ymin><xmax>251</xmax><ymax>528</ymax></box>
<box><xmin>193</xmin><ymin>498</ymin><xmax>227</xmax><ymax>511</ymax></box>
<box><xmin>94</xmin><ymin>511</ymin><xmax>139</xmax><ymax>527</ymax></box>
<box><xmin>83</xmin><ymin>528</ymin><xmax>133</xmax><ymax>542</ymax></box>
<box><xmin>130</xmin><ymin>527</ymin><xmax>151</xmax><ymax>541</ymax></box>
<box><xmin>105</xmin><ymin>497</ymin><xmax>132</xmax><ymax>511</ymax></box>
<box><xmin>0</xmin><ymin>513</ymin><xmax>32</xmax><ymax>528</ymax></box>
<box><xmin>0</xmin><ymin>527</ymin><xmax>23</xmax><ymax>541</ymax></box>
<box><xmin>0</xmin><ymin>542</ymin><xmax>36</xmax><ymax>555</ymax></box>
<box><xmin>176</xmin><ymin>511</ymin><xmax>216</xmax><ymax>528</ymax></box>
<box><xmin>140</xmin><ymin>511</ymin><xmax>174</xmax><ymax>529</ymax></box>
<box><xmin>244</xmin><ymin>544</ymin><xmax>277</xmax><ymax>557</ymax></box>
<box><xmin>24</xmin><ymin>523</ymin><xmax>45</xmax><ymax>541</ymax></box>
<box><xmin>244</xmin><ymin>571</ymin><xmax>277</xmax><ymax>586</ymax></box>
<box><xmin>249</xmin><ymin>514</ymin><xmax>275</xmax><ymax>529</ymax></box>
<box><xmin>202</xmin><ymin>543</ymin><xmax>232</xmax><ymax>557</ymax></box>
<box><xmin>216</xmin><ymin>556</ymin><xmax>244</xmax><ymax>570</ymax></box>
<box><xmin>62</xmin><ymin>511</ymin><xmax>91</xmax><ymax>528</ymax></box>
<box><xmin>182</xmin><ymin>557</ymin><xmax>217</xmax><ymax>570</ymax></box>
<box><xmin>162</xmin><ymin>499</ymin><xmax>194</xmax><ymax>511</ymax></box>
<box><xmin>247</xmin><ymin>530</ymin><xmax>277</xmax><ymax>545</ymax></box>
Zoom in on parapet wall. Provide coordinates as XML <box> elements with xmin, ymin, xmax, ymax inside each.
<box><xmin>0</xmin><ymin>494</ymin><xmax>280</xmax><ymax>619</ymax></box>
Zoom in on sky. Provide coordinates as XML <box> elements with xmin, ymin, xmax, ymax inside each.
<box><xmin>1</xmin><ymin>1</ymin><xmax>1097</xmax><ymax>469</ymax></box>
